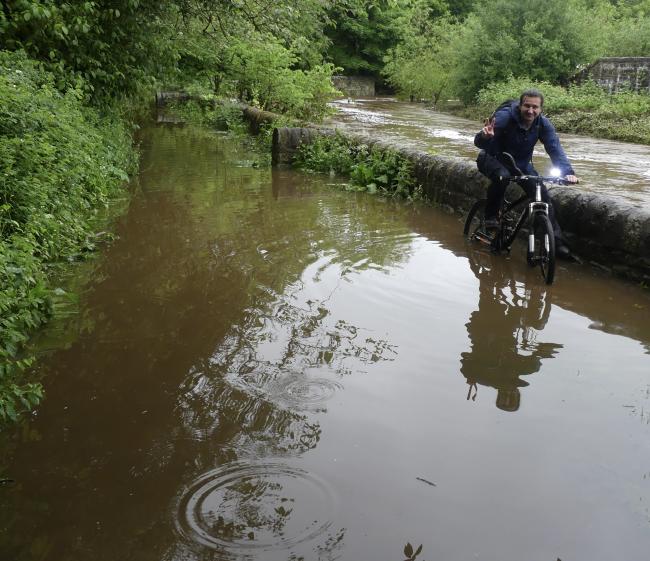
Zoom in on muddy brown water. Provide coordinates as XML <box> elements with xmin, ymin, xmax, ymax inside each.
<box><xmin>1</xmin><ymin>124</ymin><xmax>649</xmax><ymax>561</ymax></box>
<box><xmin>326</xmin><ymin>98</ymin><xmax>650</xmax><ymax>207</ymax></box>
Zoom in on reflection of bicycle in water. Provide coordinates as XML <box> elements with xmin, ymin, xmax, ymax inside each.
<box><xmin>460</xmin><ymin>248</ymin><xmax>562</xmax><ymax>411</ymax></box>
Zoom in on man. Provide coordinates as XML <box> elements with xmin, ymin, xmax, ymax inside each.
<box><xmin>474</xmin><ymin>89</ymin><xmax>579</xmax><ymax>257</ymax></box>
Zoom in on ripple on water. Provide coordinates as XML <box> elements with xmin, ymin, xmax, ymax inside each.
<box><xmin>175</xmin><ymin>461</ymin><xmax>336</xmax><ymax>553</ymax></box>
<box><xmin>267</xmin><ymin>372</ymin><xmax>344</xmax><ymax>411</ymax></box>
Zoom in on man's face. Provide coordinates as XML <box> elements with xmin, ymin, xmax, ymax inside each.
<box><xmin>519</xmin><ymin>96</ymin><xmax>542</xmax><ymax>126</ymax></box>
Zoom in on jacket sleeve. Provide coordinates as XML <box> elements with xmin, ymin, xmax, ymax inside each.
<box><xmin>474</xmin><ymin>131</ymin><xmax>489</xmax><ymax>149</ymax></box>
<box><xmin>540</xmin><ymin>117</ymin><xmax>575</xmax><ymax>175</ymax></box>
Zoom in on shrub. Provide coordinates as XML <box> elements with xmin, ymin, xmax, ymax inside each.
<box><xmin>0</xmin><ymin>50</ymin><xmax>136</xmax><ymax>422</ymax></box>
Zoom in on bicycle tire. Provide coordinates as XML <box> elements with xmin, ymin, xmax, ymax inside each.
<box><xmin>463</xmin><ymin>198</ymin><xmax>500</xmax><ymax>250</ymax></box>
<box><xmin>463</xmin><ymin>199</ymin><xmax>487</xmax><ymax>237</ymax></box>
<box><xmin>532</xmin><ymin>214</ymin><xmax>555</xmax><ymax>285</ymax></box>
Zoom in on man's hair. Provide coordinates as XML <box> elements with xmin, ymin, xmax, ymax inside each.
<box><xmin>519</xmin><ymin>89</ymin><xmax>544</xmax><ymax>107</ymax></box>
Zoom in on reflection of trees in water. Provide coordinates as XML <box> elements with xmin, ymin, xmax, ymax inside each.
<box><xmin>209</xmin><ymin>289</ymin><xmax>397</xmax><ymax>386</ymax></box>
<box><xmin>176</xmin><ymin>370</ymin><xmax>322</xmax><ymax>456</ymax></box>
<box><xmin>175</xmin><ymin>283</ymin><xmax>398</xmax><ymax>452</ymax></box>
<box><xmin>460</xmin><ymin>249</ymin><xmax>563</xmax><ymax>411</ymax></box>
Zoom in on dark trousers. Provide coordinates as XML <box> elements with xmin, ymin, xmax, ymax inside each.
<box><xmin>476</xmin><ymin>150</ymin><xmax>562</xmax><ymax>239</ymax></box>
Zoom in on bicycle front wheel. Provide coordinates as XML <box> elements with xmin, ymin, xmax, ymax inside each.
<box><xmin>531</xmin><ymin>214</ymin><xmax>555</xmax><ymax>285</ymax></box>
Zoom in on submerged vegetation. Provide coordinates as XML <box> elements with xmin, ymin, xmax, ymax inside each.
<box><xmin>295</xmin><ymin>133</ymin><xmax>418</xmax><ymax>199</ymax></box>
<box><xmin>2</xmin><ymin>0</ymin><xmax>650</xmax><ymax>421</ymax></box>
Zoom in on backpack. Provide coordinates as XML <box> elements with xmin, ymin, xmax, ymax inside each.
<box><xmin>488</xmin><ymin>99</ymin><xmax>516</xmax><ymax>122</ymax></box>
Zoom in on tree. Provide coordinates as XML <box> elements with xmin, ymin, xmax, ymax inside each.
<box><xmin>448</xmin><ymin>0</ymin><xmax>601</xmax><ymax>103</ymax></box>
<box><xmin>324</xmin><ymin>0</ymin><xmax>404</xmax><ymax>79</ymax></box>
<box><xmin>0</xmin><ymin>0</ymin><xmax>178</xmax><ymax>102</ymax></box>
<box><xmin>383</xmin><ymin>15</ymin><xmax>460</xmax><ymax>104</ymax></box>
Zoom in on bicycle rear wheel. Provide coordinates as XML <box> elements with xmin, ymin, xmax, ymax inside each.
<box><xmin>530</xmin><ymin>214</ymin><xmax>555</xmax><ymax>285</ymax></box>
<box><xmin>463</xmin><ymin>199</ymin><xmax>496</xmax><ymax>248</ymax></box>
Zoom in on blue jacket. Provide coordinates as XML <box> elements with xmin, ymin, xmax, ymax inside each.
<box><xmin>474</xmin><ymin>102</ymin><xmax>574</xmax><ymax>176</ymax></box>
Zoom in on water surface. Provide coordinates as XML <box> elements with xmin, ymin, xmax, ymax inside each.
<box><xmin>1</xmin><ymin>124</ymin><xmax>649</xmax><ymax>561</ymax></box>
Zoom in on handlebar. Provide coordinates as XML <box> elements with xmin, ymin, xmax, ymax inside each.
<box><xmin>501</xmin><ymin>175</ymin><xmax>577</xmax><ymax>186</ymax></box>
<box><xmin>495</xmin><ymin>152</ymin><xmax>578</xmax><ymax>185</ymax></box>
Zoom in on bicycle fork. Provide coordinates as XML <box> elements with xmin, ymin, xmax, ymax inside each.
<box><xmin>527</xmin><ymin>185</ymin><xmax>550</xmax><ymax>258</ymax></box>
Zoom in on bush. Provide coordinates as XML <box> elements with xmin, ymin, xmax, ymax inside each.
<box><xmin>0</xmin><ymin>50</ymin><xmax>136</xmax><ymax>422</ymax></box>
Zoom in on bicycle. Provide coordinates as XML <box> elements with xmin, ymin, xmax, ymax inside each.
<box><xmin>463</xmin><ymin>152</ymin><xmax>573</xmax><ymax>285</ymax></box>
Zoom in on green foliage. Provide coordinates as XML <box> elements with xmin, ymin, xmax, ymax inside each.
<box><xmin>0</xmin><ymin>50</ymin><xmax>135</xmax><ymax>422</ymax></box>
<box><xmin>603</xmin><ymin>5</ymin><xmax>650</xmax><ymax>55</ymax></box>
<box><xmin>174</xmin><ymin>27</ymin><xmax>340</xmax><ymax>123</ymax></box>
<box><xmin>0</xmin><ymin>0</ymin><xmax>178</xmax><ymax>103</ymax></box>
<box><xmin>449</xmin><ymin>0</ymin><xmax>599</xmax><ymax>103</ymax></box>
<box><xmin>222</xmin><ymin>37</ymin><xmax>341</xmax><ymax>121</ymax></box>
<box><xmin>324</xmin><ymin>0</ymin><xmax>404</xmax><ymax>78</ymax></box>
<box><xmin>295</xmin><ymin>133</ymin><xmax>417</xmax><ymax>198</ymax></box>
<box><xmin>383</xmin><ymin>12</ymin><xmax>459</xmax><ymax>104</ymax></box>
<box><xmin>383</xmin><ymin>0</ymin><xmax>650</xmax><ymax>105</ymax></box>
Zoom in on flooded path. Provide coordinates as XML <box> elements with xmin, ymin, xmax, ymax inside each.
<box><xmin>1</xmin><ymin>124</ymin><xmax>650</xmax><ymax>561</ymax></box>
<box><xmin>325</xmin><ymin>98</ymin><xmax>650</xmax><ymax>207</ymax></box>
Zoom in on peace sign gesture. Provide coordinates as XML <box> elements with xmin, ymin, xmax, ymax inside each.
<box><xmin>481</xmin><ymin>116</ymin><xmax>496</xmax><ymax>138</ymax></box>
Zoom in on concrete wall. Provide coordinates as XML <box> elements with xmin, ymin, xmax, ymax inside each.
<box><xmin>332</xmin><ymin>76</ymin><xmax>375</xmax><ymax>98</ymax></box>
<box><xmin>271</xmin><ymin>126</ymin><xmax>650</xmax><ymax>284</ymax></box>
<box><xmin>575</xmin><ymin>57</ymin><xmax>650</xmax><ymax>94</ymax></box>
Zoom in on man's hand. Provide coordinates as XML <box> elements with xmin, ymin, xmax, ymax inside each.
<box><xmin>565</xmin><ymin>175</ymin><xmax>578</xmax><ymax>184</ymax></box>
<box><xmin>481</xmin><ymin>116</ymin><xmax>495</xmax><ymax>138</ymax></box>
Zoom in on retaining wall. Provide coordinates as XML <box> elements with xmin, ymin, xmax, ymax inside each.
<box><xmin>271</xmin><ymin>126</ymin><xmax>650</xmax><ymax>284</ymax></box>
<box><xmin>574</xmin><ymin>57</ymin><xmax>650</xmax><ymax>94</ymax></box>
<box><xmin>332</xmin><ymin>76</ymin><xmax>376</xmax><ymax>98</ymax></box>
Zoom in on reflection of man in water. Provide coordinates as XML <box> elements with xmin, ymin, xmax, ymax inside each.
<box><xmin>460</xmin><ymin>252</ymin><xmax>562</xmax><ymax>411</ymax></box>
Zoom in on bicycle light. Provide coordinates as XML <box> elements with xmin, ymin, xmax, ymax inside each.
<box><xmin>550</xmin><ymin>167</ymin><xmax>561</xmax><ymax>177</ymax></box>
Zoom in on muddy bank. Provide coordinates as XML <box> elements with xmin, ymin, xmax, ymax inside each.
<box><xmin>271</xmin><ymin>126</ymin><xmax>650</xmax><ymax>284</ymax></box>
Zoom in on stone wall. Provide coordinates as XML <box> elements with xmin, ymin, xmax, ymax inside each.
<box><xmin>332</xmin><ymin>76</ymin><xmax>375</xmax><ymax>98</ymax></box>
<box><xmin>271</xmin><ymin>126</ymin><xmax>650</xmax><ymax>283</ymax></box>
<box><xmin>574</xmin><ymin>57</ymin><xmax>650</xmax><ymax>94</ymax></box>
